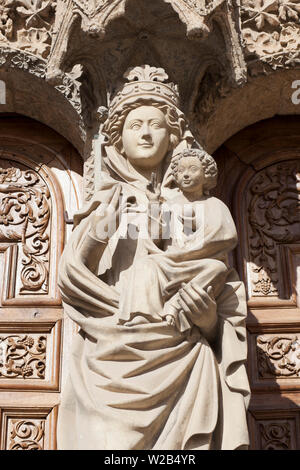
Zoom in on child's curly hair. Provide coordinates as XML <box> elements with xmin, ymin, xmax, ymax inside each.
<box><xmin>170</xmin><ymin>148</ymin><xmax>218</xmax><ymax>194</ymax></box>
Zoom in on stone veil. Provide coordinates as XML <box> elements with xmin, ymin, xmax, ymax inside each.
<box><xmin>57</xmin><ymin>65</ymin><xmax>250</xmax><ymax>450</ymax></box>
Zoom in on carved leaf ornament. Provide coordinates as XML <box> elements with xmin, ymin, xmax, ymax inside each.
<box><xmin>241</xmin><ymin>0</ymin><xmax>300</xmax><ymax>64</ymax></box>
<box><xmin>0</xmin><ymin>166</ymin><xmax>50</xmax><ymax>294</ymax></box>
<box><xmin>0</xmin><ymin>334</ymin><xmax>46</xmax><ymax>378</ymax></box>
<box><xmin>257</xmin><ymin>335</ymin><xmax>300</xmax><ymax>377</ymax></box>
<box><xmin>247</xmin><ymin>160</ymin><xmax>300</xmax><ymax>296</ymax></box>
<box><xmin>9</xmin><ymin>419</ymin><xmax>45</xmax><ymax>449</ymax></box>
<box><xmin>0</xmin><ymin>0</ymin><xmax>56</xmax><ymax>58</ymax></box>
<box><xmin>242</xmin><ymin>0</ymin><xmax>300</xmax><ymax>29</ymax></box>
<box><xmin>260</xmin><ymin>421</ymin><xmax>292</xmax><ymax>449</ymax></box>
<box><xmin>242</xmin><ymin>0</ymin><xmax>280</xmax><ymax>30</ymax></box>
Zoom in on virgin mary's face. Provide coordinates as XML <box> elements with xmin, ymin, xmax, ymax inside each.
<box><xmin>122</xmin><ymin>105</ymin><xmax>170</xmax><ymax>170</ymax></box>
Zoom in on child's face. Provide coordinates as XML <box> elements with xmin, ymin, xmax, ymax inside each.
<box><xmin>175</xmin><ymin>156</ymin><xmax>205</xmax><ymax>194</ymax></box>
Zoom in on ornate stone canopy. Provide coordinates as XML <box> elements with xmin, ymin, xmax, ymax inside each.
<box><xmin>0</xmin><ymin>0</ymin><xmax>299</xmax><ymax>154</ymax></box>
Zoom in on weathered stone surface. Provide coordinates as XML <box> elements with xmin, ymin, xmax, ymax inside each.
<box><xmin>57</xmin><ymin>66</ymin><xmax>250</xmax><ymax>450</ymax></box>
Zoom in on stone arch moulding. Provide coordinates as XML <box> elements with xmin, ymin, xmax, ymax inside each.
<box><xmin>198</xmin><ymin>69</ymin><xmax>300</xmax><ymax>154</ymax></box>
<box><xmin>0</xmin><ymin>48</ymin><xmax>85</xmax><ymax>155</ymax></box>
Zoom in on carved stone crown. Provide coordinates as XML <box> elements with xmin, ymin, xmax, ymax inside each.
<box><xmin>109</xmin><ymin>65</ymin><xmax>180</xmax><ymax>115</ymax></box>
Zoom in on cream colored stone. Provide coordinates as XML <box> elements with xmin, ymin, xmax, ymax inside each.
<box><xmin>57</xmin><ymin>67</ymin><xmax>250</xmax><ymax>450</ymax></box>
<box><xmin>0</xmin><ymin>0</ymin><xmax>299</xmax><ymax>452</ymax></box>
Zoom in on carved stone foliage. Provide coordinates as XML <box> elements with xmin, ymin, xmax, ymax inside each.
<box><xmin>0</xmin><ymin>46</ymin><xmax>82</xmax><ymax>113</ymax></box>
<box><xmin>7</xmin><ymin>418</ymin><xmax>45</xmax><ymax>449</ymax></box>
<box><xmin>241</xmin><ymin>0</ymin><xmax>300</xmax><ymax>72</ymax></box>
<box><xmin>0</xmin><ymin>163</ymin><xmax>51</xmax><ymax>295</ymax></box>
<box><xmin>246</xmin><ymin>160</ymin><xmax>300</xmax><ymax>298</ymax></box>
<box><xmin>257</xmin><ymin>334</ymin><xmax>300</xmax><ymax>378</ymax></box>
<box><xmin>0</xmin><ymin>334</ymin><xmax>46</xmax><ymax>379</ymax></box>
<box><xmin>0</xmin><ymin>0</ymin><xmax>57</xmax><ymax>58</ymax></box>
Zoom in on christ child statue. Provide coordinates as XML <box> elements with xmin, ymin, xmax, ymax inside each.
<box><xmin>118</xmin><ymin>148</ymin><xmax>237</xmax><ymax>334</ymax></box>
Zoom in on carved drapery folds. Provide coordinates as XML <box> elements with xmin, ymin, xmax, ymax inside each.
<box><xmin>244</xmin><ymin>160</ymin><xmax>300</xmax><ymax>301</ymax></box>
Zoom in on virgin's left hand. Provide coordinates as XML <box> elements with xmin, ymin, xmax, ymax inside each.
<box><xmin>178</xmin><ymin>284</ymin><xmax>218</xmax><ymax>341</ymax></box>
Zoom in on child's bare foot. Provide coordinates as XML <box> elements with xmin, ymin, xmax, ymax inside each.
<box><xmin>124</xmin><ymin>315</ymin><xmax>149</xmax><ymax>327</ymax></box>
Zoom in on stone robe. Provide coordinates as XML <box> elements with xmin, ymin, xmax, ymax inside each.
<box><xmin>57</xmin><ymin>148</ymin><xmax>250</xmax><ymax>450</ymax></box>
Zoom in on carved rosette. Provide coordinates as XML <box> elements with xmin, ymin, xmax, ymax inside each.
<box><xmin>257</xmin><ymin>334</ymin><xmax>300</xmax><ymax>378</ymax></box>
<box><xmin>259</xmin><ymin>420</ymin><xmax>292</xmax><ymax>449</ymax></box>
<box><xmin>8</xmin><ymin>418</ymin><xmax>45</xmax><ymax>450</ymax></box>
<box><xmin>0</xmin><ymin>334</ymin><xmax>46</xmax><ymax>379</ymax></box>
<box><xmin>0</xmin><ymin>164</ymin><xmax>51</xmax><ymax>295</ymax></box>
<box><xmin>246</xmin><ymin>160</ymin><xmax>300</xmax><ymax>298</ymax></box>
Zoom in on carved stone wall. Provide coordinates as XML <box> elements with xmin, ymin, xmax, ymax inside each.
<box><xmin>248</xmin><ymin>411</ymin><xmax>300</xmax><ymax>450</ymax></box>
<box><xmin>241</xmin><ymin>0</ymin><xmax>300</xmax><ymax>73</ymax></box>
<box><xmin>0</xmin><ymin>0</ymin><xmax>57</xmax><ymax>58</ymax></box>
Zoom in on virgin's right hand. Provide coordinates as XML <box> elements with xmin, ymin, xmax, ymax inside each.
<box><xmin>90</xmin><ymin>187</ymin><xmax>121</xmax><ymax>242</ymax></box>
<box><xmin>90</xmin><ymin>189</ymin><xmax>140</xmax><ymax>242</ymax></box>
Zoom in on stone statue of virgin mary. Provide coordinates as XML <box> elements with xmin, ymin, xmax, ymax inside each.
<box><xmin>57</xmin><ymin>65</ymin><xmax>250</xmax><ymax>450</ymax></box>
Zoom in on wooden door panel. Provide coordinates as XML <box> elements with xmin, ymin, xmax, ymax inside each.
<box><xmin>235</xmin><ymin>159</ymin><xmax>300</xmax><ymax>308</ymax></box>
<box><xmin>0</xmin><ymin>118</ymin><xmax>82</xmax><ymax>450</ymax></box>
<box><xmin>0</xmin><ymin>406</ymin><xmax>58</xmax><ymax>450</ymax></box>
<box><xmin>0</xmin><ymin>320</ymin><xmax>61</xmax><ymax>390</ymax></box>
<box><xmin>0</xmin><ymin>155</ymin><xmax>64</xmax><ymax>306</ymax></box>
<box><xmin>248</xmin><ymin>410</ymin><xmax>300</xmax><ymax>450</ymax></box>
<box><xmin>213</xmin><ymin>117</ymin><xmax>300</xmax><ymax>450</ymax></box>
